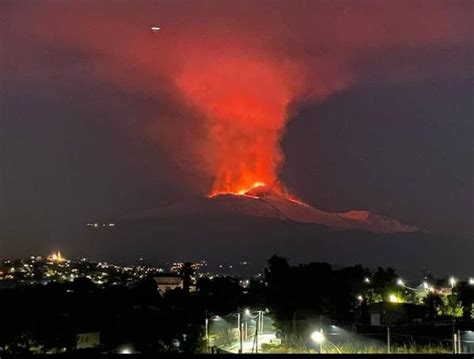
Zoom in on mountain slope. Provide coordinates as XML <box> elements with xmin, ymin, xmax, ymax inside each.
<box><xmin>78</xmin><ymin>189</ymin><xmax>474</xmax><ymax>275</ymax></box>
<box><xmin>124</xmin><ymin>187</ymin><xmax>418</xmax><ymax>234</ymax></box>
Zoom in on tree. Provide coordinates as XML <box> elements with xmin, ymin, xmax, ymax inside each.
<box><xmin>180</xmin><ymin>262</ymin><xmax>195</xmax><ymax>294</ymax></box>
<box><xmin>424</xmin><ymin>293</ymin><xmax>443</xmax><ymax>319</ymax></box>
<box><xmin>455</xmin><ymin>281</ymin><xmax>474</xmax><ymax>319</ymax></box>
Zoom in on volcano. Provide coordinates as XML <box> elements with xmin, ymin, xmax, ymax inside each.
<box><xmin>125</xmin><ymin>186</ymin><xmax>418</xmax><ymax>234</ymax></box>
<box><xmin>83</xmin><ymin>187</ymin><xmax>474</xmax><ymax>276</ymax></box>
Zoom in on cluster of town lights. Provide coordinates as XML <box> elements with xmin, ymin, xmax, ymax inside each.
<box><xmin>355</xmin><ymin>275</ymin><xmax>474</xmax><ymax>305</ymax></box>
<box><xmin>394</xmin><ymin>276</ymin><xmax>474</xmax><ymax>291</ymax></box>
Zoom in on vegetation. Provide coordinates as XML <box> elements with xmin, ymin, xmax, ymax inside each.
<box><xmin>0</xmin><ymin>255</ymin><xmax>473</xmax><ymax>353</ymax></box>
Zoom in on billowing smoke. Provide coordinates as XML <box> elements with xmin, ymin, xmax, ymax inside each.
<box><xmin>3</xmin><ymin>0</ymin><xmax>472</xmax><ymax>197</ymax></box>
<box><xmin>176</xmin><ymin>53</ymin><xmax>305</xmax><ymax>195</ymax></box>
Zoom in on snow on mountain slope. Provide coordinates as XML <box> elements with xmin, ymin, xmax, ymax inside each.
<box><xmin>245</xmin><ymin>188</ymin><xmax>418</xmax><ymax>233</ymax></box>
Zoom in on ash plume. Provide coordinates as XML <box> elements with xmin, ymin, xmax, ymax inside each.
<box><xmin>3</xmin><ymin>0</ymin><xmax>472</xmax><ymax>196</ymax></box>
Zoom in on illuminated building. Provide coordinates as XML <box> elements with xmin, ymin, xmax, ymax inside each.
<box><xmin>48</xmin><ymin>251</ymin><xmax>66</xmax><ymax>263</ymax></box>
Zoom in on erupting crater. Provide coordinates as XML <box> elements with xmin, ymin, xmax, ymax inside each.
<box><xmin>208</xmin><ymin>181</ymin><xmax>269</xmax><ymax>198</ymax></box>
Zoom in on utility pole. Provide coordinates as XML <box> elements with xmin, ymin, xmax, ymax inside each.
<box><xmin>386</xmin><ymin>326</ymin><xmax>391</xmax><ymax>354</ymax></box>
<box><xmin>319</xmin><ymin>316</ymin><xmax>323</xmax><ymax>354</ymax></box>
<box><xmin>255</xmin><ymin>314</ymin><xmax>259</xmax><ymax>354</ymax></box>
<box><xmin>457</xmin><ymin>329</ymin><xmax>462</xmax><ymax>354</ymax></box>
<box><xmin>204</xmin><ymin>310</ymin><xmax>209</xmax><ymax>353</ymax></box>
<box><xmin>452</xmin><ymin>319</ymin><xmax>457</xmax><ymax>354</ymax></box>
<box><xmin>292</xmin><ymin>312</ymin><xmax>297</xmax><ymax>338</ymax></box>
<box><xmin>240</xmin><ymin>322</ymin><xmax>244</xmax><ymax>353</ymax></box>
<box><xmin>453</xmin><ymin>333</ymin><xmax>458</xmax><ymax>354</ymax></box>
<box><xmin>319</xmin><ymin>329</ymin><xmax>324</xmax><ymax>354</ymax></box>
<box><xmin>237</xmin><ymin>312</ymin><xmax>243</xmax><ymax>354</ymax></box>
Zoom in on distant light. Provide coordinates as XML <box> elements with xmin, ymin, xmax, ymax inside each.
<box><xmin>449</xmin><ymin>276</ymin><xmax>457</xmax><ymax>288</ymax></box>
<box><xmin>245</xmin><ymin>308</ymin><xmax>250</xmax><ymax>316</ymax></box>
<box><xmin>311</xmin><ymin>331</ymin><xmax>325</xmax><ymax>344</ymax></box>
<box><xmin>151</xmin><ymin>25</ymin><xmax>160</xmax><ymax>32</ymax></box>
<box><xmin>357</xmin><ymin>295</ymin><xmax>363</xmax><ymax>301</ymax></box>
<box><xmin>119</xmin><ymin>346</ymin><xmax>133</xmax><ymax>354</ymax></box>
<box><xmin>48</xmin><ymin>251</ymin><xmax>65</xmax><ymax>263</ymax></box>
<box><xmin>364</xmin><ymin>277</ymin><xmax>371</xmax><ymax>284</ymax></box>
<box><xmin>389</xmin><ymin>294</ymin><xmax>401</xmax><ymax>303</ymax></box>
<box><xmin>396</xmin><ymin>278</ymin><xmax>405</xmax><ymax>287</ymax></box>
<box><xmin>422</xmin><ymin>281</ymin><xmax>430</xmax><ymax>290</ymax></box>
<box><xmin>469</xmin><ymin>278</ymin><xmax>474</xmax><ymax>285</ymax></box>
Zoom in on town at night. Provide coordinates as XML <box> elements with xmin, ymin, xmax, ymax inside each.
<box><xmin>1</xmin><ymin>252</ymin><xmax>473</xmax><ymax>354</ymax></box>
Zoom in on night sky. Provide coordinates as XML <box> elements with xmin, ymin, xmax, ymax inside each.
<box><xmin>1</xmin><ymin>0</ymin><xmax>472</xmax><ymax>260</ymax></box>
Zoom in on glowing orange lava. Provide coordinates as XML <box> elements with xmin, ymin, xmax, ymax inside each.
<box><xmin>208</xmin><ymin>181</ymin><xmax>267</xmax><ymax>198</ymax></box>
<box><xmin>176</xmin><ymin>55</ymin><xmax>301</xmax><ymax>198</ymax></box>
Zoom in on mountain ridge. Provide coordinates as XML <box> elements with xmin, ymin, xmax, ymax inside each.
<box><xmin>122</xmin><ymin>186</ymin><xmax>418</xmax><ymax>234</ymax></box>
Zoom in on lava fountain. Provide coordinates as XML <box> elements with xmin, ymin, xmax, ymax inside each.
<box><xmin>176</xmin><ymin>54</ymin><xmax>306</xmax><ymax>198</ymax></box>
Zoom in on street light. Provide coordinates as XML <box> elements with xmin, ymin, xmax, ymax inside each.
<box><xmin>396</xmin><ymin>278</ymin><xmax>405</xmax><ymax>287</ymax></box>
<box><xmin>449</xmin><ymin>276</ymin><xmax>457</xmax><ymax>288</ymax></box>
<box><xmin>119</xmin><ymin>346</ymin><xmax>133</xmax><ymax>354</ymax></box>
<box><xmin>311</xmin><ymin>330</ymin><xmax>325</xmax><ymax>354</ymax></box>
<box><xmin>311</xmin><ymin>330</ymin><xmax>325</xmax><ymax>343</ymax></box>
<box><xmin>244</xmin><ymin>308</ymin><xmax>250</xmax><ymax>316</ymax></box>
<box><xmin>389</xmin><ymin>294</ymin><xmax>402</xmax><ymax>303</ymax></box>
<box><xmin>469</xmin><ymin>278</ymin><xmax>474</xmax><ymax>285</ymax></box>
<box><xmin>422</xmin><ymin>281</ymin><xmax>434</xmax><ymax>292</ymax></box>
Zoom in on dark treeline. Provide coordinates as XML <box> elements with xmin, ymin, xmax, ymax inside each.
<box><xmin>0</xmin><ymin>255</ymin><xmax>473</xmax><ymax>353</ymax></box>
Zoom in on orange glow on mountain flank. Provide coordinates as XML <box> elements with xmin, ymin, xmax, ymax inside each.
<box><xmin>208</xmin><ymin>181</ymin><xmax>267</xmax><ymax>198</ymax></box>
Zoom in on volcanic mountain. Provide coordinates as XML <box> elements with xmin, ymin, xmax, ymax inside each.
<box><xmin>82</xmin><ymin>186</ymin><xmax>474</xmax><ymax>276</ymax></box>
<box><xmin>124</xmin><ymin>186</ymin><xmax>418</xmax><ymax>234</ymax></box>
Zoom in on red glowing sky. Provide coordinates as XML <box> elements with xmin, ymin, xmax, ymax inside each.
<box><xmin>3</xmin><ymin>0</ymin><xmax>472</xmax><ymax>198</ymax></box>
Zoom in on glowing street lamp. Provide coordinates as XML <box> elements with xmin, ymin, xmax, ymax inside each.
<box><xmin>119</xmin><ymin>346</ymin><xmax>133</xmax><ymax>354</ymax></box>
<box><xmin>469</xmin><ymin>278</ymin><xmax>474</xmax><ymax>285</ymax></box>
<box><xmin>389</xmin><ymin>294</ymin><xmax>402</xmax><ymax>303</ymax></box>
<box><xmin>396</xmin><ymin>278</ymin><xmax>405</xmax><ymax>287</ymax></box>
<box><xmin>449</xmin><ymin>277</ymin><xmax>457</xmax><ymax>288</ymax></box>
<box><xmin>311</xmin><ymin>330</ymin><xmax>325</xmax><ymax>354</ymax></box>
<box><xmin>364</xmin><ymin>277</ymin><xmax>371</xmax><ymax>284</ymax></box>
<box><xmin>244</xmin><ymin>308</ymin><xmax>250</xmax><ymax>316</ymax></box>
<box><xmin>311</xmin><ymin>331</ymin><xmax>325</xmax><ymax>343</ymax></box>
